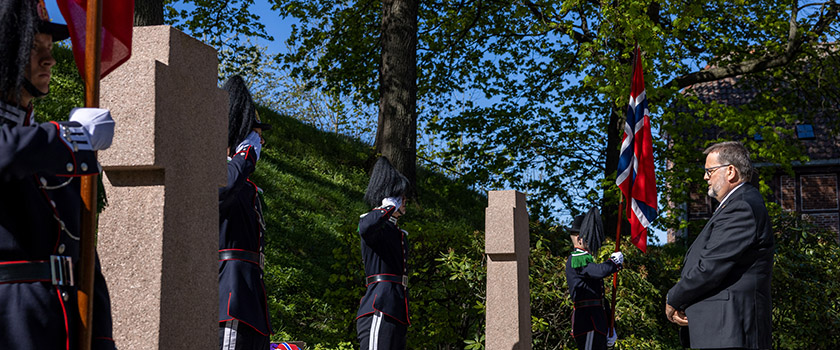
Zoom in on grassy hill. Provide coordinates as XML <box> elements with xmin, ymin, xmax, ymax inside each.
<box><xmin>254</xmin><ymin>107</ymin><xmax>488</xmax><ymax>349</ymax></box>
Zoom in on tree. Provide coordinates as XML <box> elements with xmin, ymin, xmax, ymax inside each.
<box><xmin>377</xmin><ymin>0</ymin><xmax>419</xmax><ymax>192</ymax></box>
<box><xmin>275</xmin><ymin>0</ymin><xmax>840</xmax><ymax>231</ymax></box>
<box><xmin>135</xmin><ymin>0</ymin><xmax>164</xmax><ymax>26</ymax></box>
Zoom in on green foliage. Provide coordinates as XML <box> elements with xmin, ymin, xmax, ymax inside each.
<box><xmin>770</xmin><ymin>209</ymin><xmax>840</xmax><ymax>349</ymax></box>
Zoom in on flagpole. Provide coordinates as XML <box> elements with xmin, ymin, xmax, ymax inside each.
<box><xmin>608</xmin><ymin>195</ymin><xmax>622</xmax><ymax>338</ymax></box>
<box><xmin>78</xmin><ymin>0</ymin><xmax>104</xmax><ymax>348</ymax></box>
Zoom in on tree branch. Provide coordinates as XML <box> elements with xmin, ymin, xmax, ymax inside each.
<box><xmin>663</xmin><ymin>1</ymin><xmax>840</xmax><ymax>91</ymax></box>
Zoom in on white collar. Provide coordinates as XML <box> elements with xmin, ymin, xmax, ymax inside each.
<box><xmin>718</xmin><ymin>182</ymin><xmax>746</xmax><ymax>208</ymax></box>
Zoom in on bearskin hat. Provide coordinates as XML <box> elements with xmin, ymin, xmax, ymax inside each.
<box><xmin>222</xmin><ymin>75</ymin><xmax>272</xmax><ymax>155</ymax></box>
<box><xmin>0</xmin><ymin>0</ymin><xmax>38</xmax><ymax>102</ymax></box>
<box><xmin>364</xmin><ymin>157</ymin><xmax>409</xmax><ymax>207</ymax></box>
<box><xmin>580</xmin><ymin>206</ymin><xmax>605</xmax><ymax>254</ymax></box>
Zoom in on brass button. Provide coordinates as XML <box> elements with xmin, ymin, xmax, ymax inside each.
<box><xmin>66</xmin><ymin>163</ymin><xmax>74</xmax><ymax>172</ymax></box>
<box><xmin>61</xmin><ymin>291</ymin><xmax>69</xmax><ymax>301</ymax></box>
<box><xmin>58</xmin><ymin>244</ymin><xmax>65</xmax><ymax>254</ymax></box>
<box><xmin>80</xmin><ymin>163</ymin><xmax>88</xmax><ymax>172</ymax></box>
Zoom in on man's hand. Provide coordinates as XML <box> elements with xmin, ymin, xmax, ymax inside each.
<box><xmin>665</xmin><ymin>303</ymin><xmax>688</xmax><ymax>326</ymax></box>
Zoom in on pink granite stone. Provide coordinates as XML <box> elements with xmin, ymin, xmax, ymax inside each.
<box><xmin>97</xmin><ymin>25</ymin><xmax>227</xmax><ymax>350</ymax></box>
<box><xmin>485</xmin><ymin>190</ymin><xmax>531</xmax><ymax>350</ymax></box>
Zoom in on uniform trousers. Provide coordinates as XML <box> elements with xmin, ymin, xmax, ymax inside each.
<box><xmin>219</xmin><ymin>319</ymin><xmax>270</xmax><ymax>350</ymax></box>
<box><xmin>356</xmin><ymin>311</ymin><xmax>407</xmax><ymax>350</ymax></box>
<box><xmin>575</xmin><ymin>331</ymin><xmax>606</xmax><ymax>350</ymax></box>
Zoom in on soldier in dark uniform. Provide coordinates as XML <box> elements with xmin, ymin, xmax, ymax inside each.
<box><xmin>356</xmin><ymin>157</ymin><xmax>411</xmax><ymax>350</ymax></box>
<box><xmin>0</xmin><ymin>1</ymin><xmax>116</xmax><ymax>349</ymax></box>
<box><xmin>218</xmin><ymin>75</ymin><xmax>273</xmax><ymax>350</ymax></box>
<box><xmin>565</xmin><ymin>209</ymin><xmax>624</xmax><ymax>350</ymax></box>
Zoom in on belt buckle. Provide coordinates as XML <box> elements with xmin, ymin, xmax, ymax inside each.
<box><xmin>50</xmin><ymin>255</ymin><xmax>74</xmax><ymax>287</ymax></box>
<box><xmin>259</xmin><ymin>252</ymin><xmax>265</xmax><ymax>270</ymax></box>
<box><xmin>402</xmin><ymin>275</ymin><xmax>408</xmax><ymax>287</ymax></box>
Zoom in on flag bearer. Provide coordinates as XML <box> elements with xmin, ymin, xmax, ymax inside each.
<box><xmin>0</xmin><ymin>1</ymin><xmax>116</xmax><ymax>349</ymax></box>
<box><xmin>565</xmin><ymin>209</ymin><xmax>624</xmax><ymax>350</ymax></box>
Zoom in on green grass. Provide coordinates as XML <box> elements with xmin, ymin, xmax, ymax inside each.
<box><xmin>254</xmin><ymin>107</ymin><xmax>488</xmax><ymax>348</ymax></box>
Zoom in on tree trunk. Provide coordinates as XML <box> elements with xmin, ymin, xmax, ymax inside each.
<box><xmin>602</xmin><ymin>105</ymin><xmax>624</xmax><ymax>243</ymax></box>
<box><xmin>376</xmin><ymin>0</ymin><xmax>418</xmax><ymax>195</ymax></box>
<box><xmin>134</xmin><ymin>0</ymin><xmax>164</xmax><ymax>26</ymax></box>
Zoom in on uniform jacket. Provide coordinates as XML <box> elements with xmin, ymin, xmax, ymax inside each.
<box><xmin>219</xmin><ymin>145</ymin><xmax>271</xmax><ymax>335</ymax></box>
<box><xmin>0</xmin><ymin>105</ymin><xmax>115</xmax><ymax>350</ymax></box>
<box><xmin>565</xmin><ymin>249</ymin><xmax>620</xmax><ymax>337</ymax></box>
<box><xmin>667</xmin><ymin>183</ymin><xmax>774</xmax><ymax>349</ymax></box>
<box><xmin>356</xmin><ymin>205</ymin><xmax>410</xmax><ymax>325</ymax></box>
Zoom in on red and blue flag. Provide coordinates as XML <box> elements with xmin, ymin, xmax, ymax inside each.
<box><xmin>615</xmin><ymin>46</ymin><xmax>657</xmax><ymax>253</ymax></box>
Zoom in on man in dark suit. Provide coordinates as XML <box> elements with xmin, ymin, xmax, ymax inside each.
<box><xmin>665</xmin><ymin>141</ymin><xmax>774</xmax><ymax>349</ymax></box>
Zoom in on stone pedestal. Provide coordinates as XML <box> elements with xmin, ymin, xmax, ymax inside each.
<box><xmin>485</xmin><ymin>190</ymin><xmax>531</xmax><ymax>350</ymax></box>
<box><xmin>97</xmin><ymin>25</ymin><xmax>228</xmax><ymax>349</ymax></box>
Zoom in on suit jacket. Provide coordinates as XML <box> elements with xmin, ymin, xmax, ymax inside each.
<box><xmin>355</xmin><ymin>205</ymin><xmax>410</xmax><ymax>325</ymax></box>
<box><xmin>565</xmin><ymin>249</ymin><xmax>620</xmax><ymax>337</ymax></box>
<box><xmin>0</xmin><ymin>107</ymin><xmax>115</xmax><ymax>350</ymax></box>
<box><xmin>218</xmin><ymin>146</ymin><xmax>271</xmax><ymax>335</ymax></box>
<box><xmin>667</xmin><ymin>183</ymin><xmax>774</xmax><ymax>349</ymax></box>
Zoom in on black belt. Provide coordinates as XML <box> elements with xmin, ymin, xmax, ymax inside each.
<box><xmin>219</xmin><ymin>250</ymin><xmax>264</xmax><ymax>270</ymax></box>
<box><xmin>0</xmin><ymin>256</ymin><xmax>75</xmax><ymax>286</ymax></box>
<box><xmin>366</xmin><ymin>274</ymin><xmax>408</xmax><ymax>287</ymax></box>
<box><xmin>574</xmin><ymin>300</ymin><xmax>602</xmax><ymax>308</ymax></box>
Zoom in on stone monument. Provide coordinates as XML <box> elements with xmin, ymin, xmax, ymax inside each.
<box><xmin>485</xmin><ymin>190</ymin><xmax>531</xmax><ymax>350</ymax></box>
<box><xmin>97</xmin><ymin>25</ymin><xmax>228</xmax><ymax>349</ymax></box>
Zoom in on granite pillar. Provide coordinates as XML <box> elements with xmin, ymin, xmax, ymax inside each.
<box><xmin>485</xmin><ymin>190</ymin><xmax>531</xmax><ymax>350</ymax></box>
<box><xmin>96</xmin><ymin>25</ymin><xmax>228</xmax><ymax>349</ymax></box>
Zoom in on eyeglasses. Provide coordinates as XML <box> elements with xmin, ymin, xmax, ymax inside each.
<box><xmin>703</xmin><ymin>164</ymin><xmax>731</xmax><ymax>177</ymax></box>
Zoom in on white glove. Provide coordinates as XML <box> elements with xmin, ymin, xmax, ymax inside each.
<box><xmin>610</xmin><ymin>252</ymin><xmax>624</xmax><ymax>265</ymax></box>
<box><xmin>606</xmin><ymin>329</ymin><xmax>618</xmax><ymax>347</ymax></box>
<box><xmin>69</xmin><ymin>108</ymin><xmax>115</xmax><ymax>150</ymax></box>
<box><xmin>381</xmin><ymin>197</ymin><xmax>402</xmax><ymax>210</ymax></box>
<box><xmin>235</xmin><ymin>131</ymin><xmax>262</xmax><ymax>160</ymax></box>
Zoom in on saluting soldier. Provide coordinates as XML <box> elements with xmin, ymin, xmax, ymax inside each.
<box><xmin>565</xmin><ymin>209</ymin><xmax>624</xmax><ymax>350</ymax></box>
<box><xmin>218</xmin><ymin>75</ymin><xmax>273</xmax><ymax>350</ymax></box>
<box><xmin>0</xmin><ymin>0</ymin><xmax>116</xmax><ymax>349</ymax></box>
<box><xmin>355</xmin><ymin>156</ymin><xmax>411</xmax><ymax>350</ymax></box>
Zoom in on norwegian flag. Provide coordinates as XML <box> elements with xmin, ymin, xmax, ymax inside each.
<box><xmin>56</xmin><ymin>0</ymin><xmax>134</xmax><ymax>79</ymax></box>
<box><xmin>615</xmin><ymin>46</ymin><xmax>657</xmax><ymax>253</ymax></box>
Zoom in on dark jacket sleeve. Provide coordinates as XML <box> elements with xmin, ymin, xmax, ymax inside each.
<box><xmin>92</xmin><ymin>253</ymin><xmax>116</xmax><ymax>350</ymax></box>
<box><xmin>0</xmin><ymin>121</ymin><xmax>98</xmax><ymax>181</ymax></box>
<box><xmin>578</xmin><ymin>260</ymin><xmax>620</xmax><ymax>279</ymax></box>
<box><xmin>667</xmin><ymin>200</ymin><xmax>758</xmax><ymax>309</ymax></box>
<box><xmin>358</xmin><ymin>205</ymin><xmax>397</xmax><ymax>244</ymax></box>
<box><xmin>219</xmin><ymin>146</ymin><xmax>257</xmax><ymax>207</ymax></box>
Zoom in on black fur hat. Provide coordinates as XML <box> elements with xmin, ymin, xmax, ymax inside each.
<box><xmin>222</xmin><ymin>75</ymin><xmax>271</xmax><ymax>155</ymax></box>
<box><xmin>580</xmin><ymin>207</ymin><xmax>605</xmax><ymax>254</ymax></box>
<box><xmin>364</xmin><ymin>157</ymin><xmax>409</xmax><ymax>207</ymax></box>
<box><xmin>0</xmin><ymin>0</ymin><xmax>38</xmax><ymax>102</ymax></box>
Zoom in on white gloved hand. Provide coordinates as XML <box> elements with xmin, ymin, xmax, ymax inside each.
<box><xmin>381</xmin><ymin>197</ymin><xmax>402</xmax><ymax>211</ymax></box>
<box><xmin>606</xmin><ymin>329</ymin><xmax>618</xmax><ymax>347</ymax></box>
<box><xmin>235</xmin><ymin>131</ymin><xmax>262</xmax><ymax>160</ymax></box>
<box><xmin>68</xmin><ymin>108</ymin><xmax>115</xmax><ymax>150</ymax></box>
<box><xmin>610</xmin><ymin>251</ymin><xmax>624</xmax><ymax>265</ymax></box>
